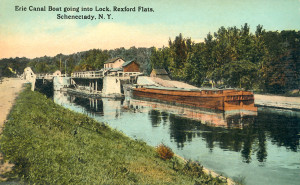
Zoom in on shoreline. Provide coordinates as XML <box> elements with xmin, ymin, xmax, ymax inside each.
<box><xmin>173</xmin><ymin>154</ymin><xmax>235</xmax><ymax>185</ymax></box>
<box><xmin>254</xmin><ymin>94</ymin><xmax>300</xmax><ymax>111</ymax></box>
<box><xmin>1</xmin><ymin>82</ymin><xmax>234</xmax><ymax>184</ymax></box>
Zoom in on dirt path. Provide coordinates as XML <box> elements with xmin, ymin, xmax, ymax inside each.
<box><xmin>255</xmin><ymin>94</ymin><xmax>300</xmax><ymax>110</ymax></box>
<box><xmin>0</xmin><ymin>77</ymin><xmax>25</xmax><ymax>181</ymax></box>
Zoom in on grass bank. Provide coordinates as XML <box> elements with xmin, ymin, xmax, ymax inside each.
<box><xmin>0</xmin><ymin>86</ymin><xmax>228</xmax><ymax>184</ymax></box>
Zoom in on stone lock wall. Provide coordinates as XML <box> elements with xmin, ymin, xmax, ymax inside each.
<box><xmin>102</xmin><ymin>76</ymin><xmax>121</xmax><ymax>95</ymax></box>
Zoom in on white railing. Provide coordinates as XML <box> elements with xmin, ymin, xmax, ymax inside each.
<box><xmin>71</xmin><ymin>70</ymin><xmax>142</xmax><ymax>78</ymax></box>
<box><xmin>36</xmin><ymin>71</ymin><xmax>142</xmax><ymax>79</ymax></box>
<box><xmin>71</xmin><ymin>71</ymin><xmax>104</xmax><ymax>78</ymax></box>
<box><xmin>36</xmin><ymin>73</ymin><xmax>67</xmax><ymax>79</ymax></box>
<box><xmin>116</xmin><ymin>72</ymin><xmax>142</xmax><ymax>77</ymax></box>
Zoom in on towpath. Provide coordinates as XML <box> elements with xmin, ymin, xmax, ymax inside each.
<box><xmin>0</xmin><ymin>78</ymin><xmax>25</xmax><ymax>181</ymax></box>
<box><xmin>255</xmin><ymin>94</ymin><xmax>300</xmax><ymax>110</ymax></box>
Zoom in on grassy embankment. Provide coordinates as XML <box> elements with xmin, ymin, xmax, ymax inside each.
<box><xmin>0</xmin><ymin>85</ymin><xmax>228</xmax><ymax>184</ymax></box>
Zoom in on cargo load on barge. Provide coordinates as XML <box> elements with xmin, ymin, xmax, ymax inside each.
<box><xmin>133</xmin><ymin>86</ymin><xmax>257</xmax><ymax>111</ymax></box>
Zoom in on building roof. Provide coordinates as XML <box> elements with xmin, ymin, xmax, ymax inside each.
<box><xmin>104</xmin><ymin>57</ymin><xmax>123</xmax><ymax>64</ymax></box>
<box><xmin>122</xmin><ymin>60</ymin><xmax>139</xmax><ymax>67</ymax></box>
<box><xmin>137</xmin><ymin>76</ymin><xmax>158</xmax><ymax>86</ymax></box>
<box><xmin>152</xmin><ymin>69</ymin><xmax>168</xmax><ymax>75</ymax></box>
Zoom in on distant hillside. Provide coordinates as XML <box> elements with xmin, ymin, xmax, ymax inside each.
<box><xmin>0</xmin><ymin>46</ymin><xmax>153</xmax><ymax>77</ymax></box>
<box><xmin>1</xmin><ymin>23</ymin><xmax>299</xmax><ymax>95</ymax></box>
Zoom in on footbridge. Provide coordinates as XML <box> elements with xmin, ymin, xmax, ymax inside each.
<box><xmin>71</xmin><ymin>70</ymin><xmax>142</xmax><ymax>96</ymax></box>
<box><xmin>23</xmin><ymin>67</ymin><xmax>68</xmax><ymax>91</ymax></box>
<box><xmin>23</xmin><ymin>67</ymin><xmax>142</xmax><ymax>96</ymax></box>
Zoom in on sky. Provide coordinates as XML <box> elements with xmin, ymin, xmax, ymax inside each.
<box><xmin>0</xmin><ymin>0</ymin><xmax>299</xmax><ymax>59</ymax></box>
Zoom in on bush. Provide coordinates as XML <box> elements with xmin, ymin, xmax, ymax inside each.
<box><xmin>156</xmin><ymin>144</ymin><xmax>174</xmax><ymax>160</ymax></box>
<box><xmin>183</xmin><ymin>160</ymin><xmax>204</xmax><ymax>178</ymax></box>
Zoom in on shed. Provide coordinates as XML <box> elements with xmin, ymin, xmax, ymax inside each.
<box><xmin>150</xmin><ymin>69</ymin><xmax>170</xmax><ymax>80</ymax></box>
<box><xmin>122</xmin><ymin>60</ymin><xmax>140</xmax><ymax>72</ymax></box>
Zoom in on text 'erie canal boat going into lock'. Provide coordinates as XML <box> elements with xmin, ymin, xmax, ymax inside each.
<box><xmin>133</xmin><ymin>86</ymin><xmax>257</xmax><ymax>112</ymax></box>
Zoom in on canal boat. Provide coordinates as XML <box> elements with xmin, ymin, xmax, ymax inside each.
<box><xmin>133</xmin><ymin>86</ymin><xmax>257</xmax><ymax>111</ymax></box>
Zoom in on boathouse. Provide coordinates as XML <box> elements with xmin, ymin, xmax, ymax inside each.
<box><xmin>150</xmin><ymin>69</ymin><xmax>170</xmax><ymax>80</ymax></box>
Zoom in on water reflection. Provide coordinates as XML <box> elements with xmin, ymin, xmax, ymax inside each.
<box><xmin>53</xmin><ymin>91</ymin><xmax>300</xmax><ymax>185</ymax></box>
<box><xmin>148</xmin><ymin>110</ymin><xmax>163</xmax><ymax>127</ymax></box>
<box><xmin>149</xmin><ymin>109</ymin><xmax>299</xmax><ymax>163</ymax></box>
<box><xmin>54</xmin><ymin>91</ymin><xmax>104</xmax><ymax>115</ymax></box>
<box><xmin>129</xmin><ymin>98</ymin><xmax>257</xmax><ymax>128</ymax></box>
<box><xmin>166</xmin><ymin>113</ymin><xmax>266</xmax><ymax>163</ymax></box>
<box><xmin>54</xmin><ymin>92</ymin><xmax>299</xmax><ymax>164</ymax></box>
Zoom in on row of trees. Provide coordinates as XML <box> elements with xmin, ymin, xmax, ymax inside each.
<box><xmin>1</xmin><ymin>23</ymin><xmax>299</xmax><ymax>93</ymax></box>
<box><xmin>0</xmin><ymin>47</ymin><xmax>152</xmax><ymax>77</ymax></box>
<box><xmin>24</xmin><ymin>47</ymin><xmax>152</xmax><ymax>75</ymax></box>
<box><xmin>151</xmin><ymin>24</ymin><xmax>300</xmax><ymax>93</ymax></box>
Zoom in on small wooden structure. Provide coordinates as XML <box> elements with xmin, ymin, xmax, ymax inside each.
<box><xmin>122</xmin><ymin>60</ymin><xmax>140</xmax><ymax>72</ymax></box>
<box><xmin>150</xmin><ymin>69</ymin><xmax>170</xmax><ymax>80</ymax></box>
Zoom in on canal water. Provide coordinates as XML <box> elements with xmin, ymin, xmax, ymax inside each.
<box><xmin>53</xmin><ymin>91</ymin><xmax>300</xmax><ymax>185</ymax></box>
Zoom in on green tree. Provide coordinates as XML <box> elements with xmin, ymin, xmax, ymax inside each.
<box><xmin>183</xmin><ymin>43</ymin><xmax>207</xmax><ymax>86</ymax></box>
<box><xmin>223</xmin><ymin>60</ymin><xmax>258</xmax><ymax>89</ymax></box>
<box><xmin>168</xmin><ymin>33</ymin><xmax>193</xmax><ymax>79</ymax></box>
<box><xmin>94</xmin><ymin>50</ymin><xmax>110</xmax><ymax>70</ymax></box>
<box><xmin>150</xmin><ymin>47</ymin><xmax>172</xmax><ymax>70</ymax></box>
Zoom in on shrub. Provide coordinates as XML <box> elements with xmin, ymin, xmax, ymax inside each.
<box><xmin>156</xmin><ymin>144</ymin><xmax>174</xmax><ymax>160</ymax></box>
<box><xmin>183</xmin><ymin>160</ymin><xmax>204</xmax><ymax>178</ymax></box>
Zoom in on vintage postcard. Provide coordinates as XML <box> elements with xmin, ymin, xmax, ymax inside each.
<box><xmin>0</xmin><ymin>0</ymin><xmax>299</xmax><ymax>184</ymax></box>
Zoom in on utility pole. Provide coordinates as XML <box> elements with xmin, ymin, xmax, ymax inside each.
<box><xmin>65</xmin><ymin>59</ymin><xmax>67</xmax><ymax>76</ymax></box>
<box><xmin>60</xmin><ymin>56</ymin><xmax>62</xmax><ymax>72</ymax></box>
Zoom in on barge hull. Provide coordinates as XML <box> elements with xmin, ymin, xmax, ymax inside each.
<box><xmin>133</xmin><ymin>88</ymin><xmax>257</xmax><ymax>111</ymax></box>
